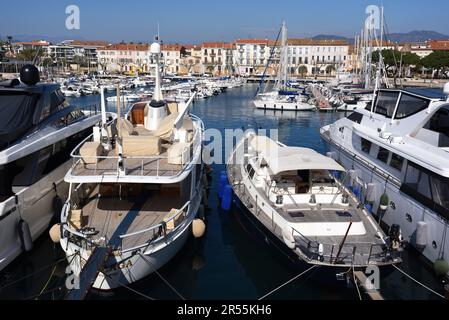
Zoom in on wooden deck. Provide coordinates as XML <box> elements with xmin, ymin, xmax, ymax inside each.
<box><xmin>73</xmin><ymin>186</ymin><xmax>185</xmax><ymax>250</ymax></box>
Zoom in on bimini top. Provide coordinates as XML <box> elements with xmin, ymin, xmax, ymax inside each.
<box><xmin>249</xmin><ymin>135</ymin><xmax>345</xmax><ymax>175</ymax></box>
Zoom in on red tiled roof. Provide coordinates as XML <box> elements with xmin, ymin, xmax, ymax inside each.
<box><xmin>98</xmin><ymin>43</ymin><xmax>149</xmax><ymax>51</ymax></box>
<box><xmin>183</xmin><ymin>44</ymin><xmax>200</xmax><ymax>50</ymax></box>
<box><xmin>161</xmin><ymin>44</ymin><xmax>183</xmax><ymax>51</ymax></box>
<box><xmin>235</xmin><ymin>39</ymin><xmax>271</xmax><ymax>45</ymax></box>
<box><xmin>15</xmin><ymin>40</ymin><xmax>50</xmax><ymax>46</ymax></box>
<box><xmin>202</xmin><ymin>42</ymin><xmax>226</xmax><ymax>48</ymax></box>
<box><xmin>287</xmin><ymin>38</ymin><xmax>349</xmax><ymax>46</ymax></box>
<box><xmin>428</xmin><ymin>40</ymin><xmax>449</xmax><ymax>51</ymax></box>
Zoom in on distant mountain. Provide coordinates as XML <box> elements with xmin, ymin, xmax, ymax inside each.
<box><xmin>310</xmin><ymin>31</ymin><xmax>449</xmax><ymax>45</ymax></box>
<box><xmin>386</xmin><ymin>31</ymin><xmax>449</xmax><ymax>43</ymax></box>
<box><xmin>311</xmin><ymin>34</ymin><xmax>351</xmax><ymax>41</ymax></box>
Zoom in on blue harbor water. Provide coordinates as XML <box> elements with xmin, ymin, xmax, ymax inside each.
<box><xmin>0</xmin><ymin>84</ymin><xmax>446</xmax><ymax>300</ymax></box>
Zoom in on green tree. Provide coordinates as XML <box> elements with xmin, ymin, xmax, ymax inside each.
<box><xmin>372</xmin><ymin>49</ymin><xmax>401</xmax><ymax>74</ymax></box>
<box><xmin>420</xmin><ymin>51</ymin><xmax>449</xmax><ymax>78</ymax></box>
<box><xmin>325</xmin><ymin>65</ymin><xmax>336</xmax><ymax>75</ymax></box>
<box><xmin>297</xmin><ymin>65</ymin><xmax>307</xmax><ymax>77</ymax></box>
<box><xmin>17</xmin><ymin>48</ymin><xmax>42</xmax><ymax>62</ymax></box>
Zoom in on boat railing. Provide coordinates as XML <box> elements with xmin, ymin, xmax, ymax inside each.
<box><xmin>61</xmin><ymin>200</ymin><xmax>191</xmax><ymax>253</ymax></box>
<box><xmin>69</xmin><ymin>119</ymin><xmax>202</xmax><ymax>178</ymax></box>
<box><xmin>118</xmin><ymin>200</ymin><xmax>191</xmax><ymax>253</ymax></box>
<box><xmin>290</xmin><ymin>225</ymin><xmax>389</xmax><ymax>266</ymax></box>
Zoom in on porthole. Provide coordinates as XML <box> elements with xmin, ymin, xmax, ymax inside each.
<box><xmin>432</xmin><ymin>241</ymin><xmax>437</xmax><ymax>249</ymax></box>
<box><xmin>405</xmin><ymin>213</ymin><xmax>412</xmax><ymax>223</ymax></box>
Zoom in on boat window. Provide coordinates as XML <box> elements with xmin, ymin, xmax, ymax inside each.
<box><xmin>430</xmin><ymin>175</ymin><xmax>449</xmax><ymax>208</ymax></box>
<box><xmin>427</xmin><ymin>107</ymin><xmax>449</xmax><ymax>141</ymax></box>
<box><xmin>360</xmin><ymin>138</ymin><xmax>372</xmax><ymax>154</ymax></box>
<box><xmin>12</xmin><ymin>146</ymin><xmax>51</xmax><ymax>187</ymax></box>
<box><xmin>377</xmin><ymin>147</ymin><xmax>390</xmax><ymax>163</ymax></box>
<box><xmin>394</xmin><ymin>93</ymin><xmax>429</xmax><ymax>119</ymax></box>
<box><xmin>311</xmin><ymin>170</ymin><xmax>334</xmax><ymax>184</ymax></box>
<box><xmin>375</xmin><ymin>91</ymin><xmax>399</xmax><ymax>118</ymax></box>
<box><xmin>246</xmin><ymin>163</ymin><xmax>255</xmax><ymax>179</ymax></box>
<box><xmin>347</xmin><ymin>112</ymin><xmax>363</xmax><ymax>124</ymax></box>
<box><xmin>50</xmin><ymin>89</ymin><xmax>66</xmax><ymax>114</ymax></box>
<box><xmin>0</xmin><ymin>164</ymin><xmax>15</xmax><ymax>201</ymax></box>
<box><xmin>389</xmin><ymin>153</ymin><xmax>404</xmax><ymax>171</ymax></box>
<box><xmin>401</xmin><ymin>162</ymin><xmax>449</xmax><ymax>219</ymax></box>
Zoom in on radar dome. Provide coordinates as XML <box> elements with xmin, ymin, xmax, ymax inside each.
<box><xmin>150</xmin><ymin>42</ymin><xmax>161</xmax><ymax>54</ymax></box>
<box><xmin>20</xmin><ymin>65</ymin><xmax>40</xmax><ymax>86</ymax></box>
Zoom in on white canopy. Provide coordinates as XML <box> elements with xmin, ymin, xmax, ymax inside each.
<box><xmin>249</xmin><ymin>135</ymin><xmax>345</xmax><ymax>175</ymax></box>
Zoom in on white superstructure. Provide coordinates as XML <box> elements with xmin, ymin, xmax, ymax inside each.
<box><xmin>321</xmin><ymin>86</ymin><xmax>449</xmax><ymax>274</ymax></box>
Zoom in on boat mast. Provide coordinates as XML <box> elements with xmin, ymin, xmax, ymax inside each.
<box><xmin>276</xmin><ymin>21</ymin><xmax>288</xmax><ymax>90</ymax></box>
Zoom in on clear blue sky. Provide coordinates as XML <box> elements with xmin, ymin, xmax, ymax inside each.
<box><xmin>1</xmin><ymin>0</ymin><xmax>449</xmax><ymax>43</ymax></box>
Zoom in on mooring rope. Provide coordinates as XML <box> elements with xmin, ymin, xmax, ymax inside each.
<box><xmin>258</xmin><ymin>265</ymin><xmax>318</xmax><ymax>300</ymax></box>
<box><xmin>117</xmin><ymin>280</ymin><xmax>156</xmax><ymax>300</ymax></box>
<box><xmin>352</xmin><ymin>265</ymin><xmax>362</xmax><ymax>300</ymax></box>
<box><xmin>0</xmin><ymin>252</ymin><xmax>77</xmax><ymax>292</ymax></box>
<box><xmin>138</xmin><ymin>253</ymin><xmax>186</xmax><ymax>300</ymax></box>
<box><xmin>392</xmin><ymin>264</ymin><xmax>445</xmax><ymax>299</ymax></box>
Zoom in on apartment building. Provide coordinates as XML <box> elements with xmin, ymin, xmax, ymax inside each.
<box><xmin>201</xmin><ymin>42</ymin><xmax>235</xmax><ymax>75</ymax></box>
<box><xmin>97</xmin><ymin>43</ymin><xmax>150</xmax><ymax>73</ymax></box>
<box><xmin>233</xmin><ymin>39</ymin><xmax>277</xmax><ymax>76</ymax></box>
<box><xmin>287</xmin><ymin>39</ymin><xmax>350</xmax><ymax>75</ymax></box>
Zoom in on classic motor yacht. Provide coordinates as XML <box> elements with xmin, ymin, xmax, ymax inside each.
<box><xmin>59</xmin><ymin>41</ymin><xmax>206</xmax><ymax>290</ymax></box>
<box><xmin>227</xmin><ymin>132</ymin><xmax>402</xmax><ymax>268</ymax></box>
<box><xmin>320</xmin><ymin>85</ymin><xmax>449</xmax><ymax>276</ymax></box>
<box><xmin>0</xmin><ymin>65</ymin><xmax>110</xmax><ymax>271</ymax></box>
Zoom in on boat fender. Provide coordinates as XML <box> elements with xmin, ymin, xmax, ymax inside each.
<box><xmin>365</xmin><ymin>183</ymin><xmax>379</xmax><ymax>203</ymax></box>
<box><xmin>282</xmin><ymin>226</ymin><xmax>296</xmax><ymax>250</ymax></box>
<box><xmin>18</xmin><ymin>219</ymin><xmax>33</xmax><ymax>252</ymax></box>
<box><xmin>221</xmin><ymin>185</ymin><xmax>233</xmax><ymax>211</ymax></box>
<box><xmin>318</xmin><ymin>243</ymin><xmax>324</xmax><ymax>256</ymax></box>
<box><xmin>415</xmin><ymin>221</ymin><xmax>428</xmax><ymax>249</ymax></box>
<box><xmin>192</xmin><ymin>219</ymin><xmax>206</xmax><ymax>238</ymax></box>
<box><xmin>380</xmin><ymin>193</ymin><xmax>389</xmax><ymax>210</ymax></box>
<box><xmin>434</xmin><ymin>259</ymin><xmax>449</xmax><ymax>277</ymax></box>
<box><xmin>218</xmin><ymin>172</ymin><xmax>228</xmax><ymax>198</ymax></box>
<box><xmin>49</xmin><ymin>223</ymin><xmax>62</xmax><ymax>243</ymax></box>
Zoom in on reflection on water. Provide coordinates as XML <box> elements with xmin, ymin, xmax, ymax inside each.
<box><xmin>0</xmin><ymin>84</ymin><xmax>445</xmax><ymax>300</ymax></box>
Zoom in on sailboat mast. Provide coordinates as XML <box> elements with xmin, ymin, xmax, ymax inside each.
<box><xmin>276</xmin><ymin>21</ymin><xmax>288</xmax><ymax>89</ymax></box>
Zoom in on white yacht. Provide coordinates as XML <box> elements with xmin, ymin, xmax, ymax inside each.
<box><xmin>321</xmin><ymin>86</ymin><xmax>449</xmax><ymax>275</ymax></box>
<box><xmin>0</xmin><ymin>65</ymin><xmax>108</xmax><ymax>271</ymax></box>
<box><xmin>227</xmin><ymin>132</ymin><xmax>402</xmax><ymax>268</ymax></box>
<box><xmin>253</xmin><ymin>22</ymin><xmax>315</xmax><ymax>112</ymax></box>
<box><xmin>59</xmin><ymin>41</ymin><xmax>206</xmax><ymax>291</ymax></box>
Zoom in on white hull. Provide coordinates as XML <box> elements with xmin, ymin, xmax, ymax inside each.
<box><xmin>336</xmin><ymin>101</ymin><xmax>369</xmax><ymax>111</ymax></box>
<box><xmin>253</xmin><ymin>99</ymin><xmax>316</xmax><ymax>111</ymax></box>
<box><xmin>321</xmin><ymin>126</ymin><xmax>449</xmax><ymax>273</ymax></box>
<box><xmin>60</xmin><ymin>187</ymin><xmax>202</xmax><ymax>290</ymax></box>
<box><xmin>0</xmin><ymin>161</ymin><xmax>71</xmax><ymax>271</ymax></box>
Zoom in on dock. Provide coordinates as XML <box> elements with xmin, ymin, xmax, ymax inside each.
<box><xmin>353</xmin><ymin>271</ymin><xmax>385</xmax><ymax>300</ymax></box>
